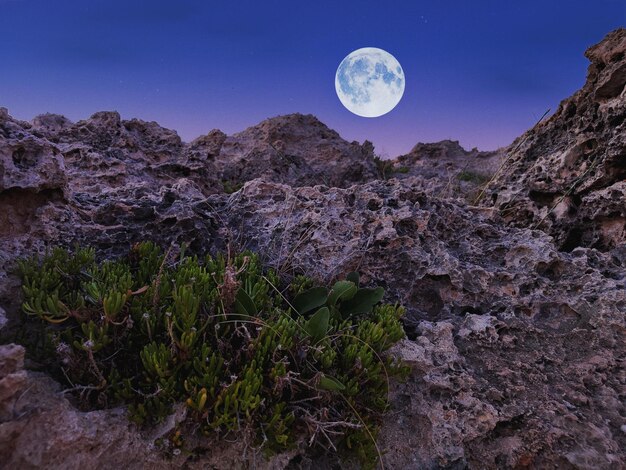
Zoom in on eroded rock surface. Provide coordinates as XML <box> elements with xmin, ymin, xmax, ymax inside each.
<box><xmin>0</xmin><ymin>29</ymin><xmax>625</xmax><ymax>470</ymax></box>
<box><xmin>203</xmin><ymin>113</ymin><xmax>379</xmax><ymax>189</ymax></box>
<box><xmin>482</xmin><ymin>28</ymin><xmax>626</xmax><ymax>254</ymax></box>
<box><xmin>217</xmin><ymin>178</ymin><xmax>625</xmax><ymax>468</ymax></box>
<box><xmin>387</xmin><ymin>140</ymin><xmax>503</xmax><ymax>199</ymax></box>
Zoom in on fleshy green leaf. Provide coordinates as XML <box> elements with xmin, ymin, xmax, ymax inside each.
<box><xmin>340</xmin><ymin>287</ymin><xmax>385</xmax><ymax>317</ymax></box>
<box><xmin>305</xmin><ymin>307</ymin><xmax>329</xmax><ymax>343</ymax></box>
<box><xmin>328</xmin><ymin>280</ymin><xmax>357</xmax><ymax>306</ymax></box>
<box><xmin>292</xmin><ymin>286</ymin><xmax>328</xmax><ymax>315</ymax></box>
<box><xmin>318</xmin><ymin>375</ymin><xmax>346</xmax><ymax>392</ymax></box>
<box><xmin>235</xmin><ymin>288</ymin><xmax>257</xmax><ymax>317</ymax></box>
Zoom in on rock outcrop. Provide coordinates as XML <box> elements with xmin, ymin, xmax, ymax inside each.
<box><xmin>0</xmin><ymin>109</ymin><xmax>380</xmax><ymax>326</ymax></box>
<box><xmin>217</xmin><ymin>178</ymin><xmax>625</xmax><ymax>468</ymax></box>
<box><xmin>0</xmin><ymin>29</ymin><xmax>625</xmax><ymax>470</ymax></box>
<box><xmin>197</xmin><ymin>113</ymin><xmax>379</xmax><ymax>189</ymax></box>
<box><xmin>26</xmin><ymin>110</ymin><xmax>379</xmax><ymax>197</ymax></box>
<box><xmin>482</xmin><ymin>28</ymin><xmax>626</xmax><ymax>256</ymax></box>
<box><xmin>387</xmin><ymin>140</ymin><xmax>503</xmax><ymax>199</ymax></box>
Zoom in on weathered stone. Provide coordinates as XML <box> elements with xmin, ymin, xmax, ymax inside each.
<box><xmin>209</xmin><ymin>113</ymin><xmax>379</xmax><ymax>189</ymax></box>
<box><xmin>388</xmin><ymin>140</ymin><xmax>504</xmax><ymax>200</ymax></box>
<box><xmin>481</xmin><ymin>28</ymin><xmax>626</xmax><ymax>254</ymax></box>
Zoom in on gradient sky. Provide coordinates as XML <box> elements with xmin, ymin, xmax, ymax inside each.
<box><xmin>0</xmin><ymin>0</ymin><xmax>624</xmax><ymax>157</ymax></box>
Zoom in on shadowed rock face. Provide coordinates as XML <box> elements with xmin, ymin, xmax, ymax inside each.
<box><xmin>198</xmin><ymin>113</ymin><xmax>380</xmax><ymax>188</ymax></box>
<box><xmin>398</xmin><ymin>140</ymin><xmax>503</xmax><ymax>178</ymax></box>
<box><xmin>329</xmin><ymin>139</ymin><xmax>507</xmax><ymax>203</ymax></box>
<box><xmin>482</xmin><ymin>28</ymin><xmax>626</xmax><ymax>256</ymax></box>
<box><xmin>0</xmin><ymin>29</ymin><xmax>625</xmax><ymax>470</ymax></box>
<box><xmin>22</xmin><ymin>111</ymin><xmax>379</xmax><ymax>196</ymax></box>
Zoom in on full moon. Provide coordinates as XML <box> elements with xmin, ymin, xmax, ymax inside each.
<box><xmin>335</xmin><ymin>47</ymin><xmax>405</xmax><ymax>117</ymax></box>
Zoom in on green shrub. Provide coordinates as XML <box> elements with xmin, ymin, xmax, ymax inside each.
<box><xmin>456</xmin><ymin>170</ymin><xmax>490</xmax><ymax>184</ymax></box>
<box><xmin>374</xmin><ymin>156</ymin><xmax>411</xmax><ymax>180</ymax></box>
<box><xmin>221</xmin><ymin>179</ymin><xmax>244</xmax><ymax>194</ymax></box>
<box><xmin>373</xmin><ymin>156</ymin><xmax>394</xmax><ymax>180</ymax></box>
<box><xmin>18</xmin><ymin>242</ymin><xmax>407</xmax><ymax>465</ymax></box>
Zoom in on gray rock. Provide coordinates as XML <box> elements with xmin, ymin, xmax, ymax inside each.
<box><xmin>207</xmin><ymin>113</ymin><xmax>379</xmax><ymax>188</ymax></box>
<box><xmin>0</xmin><ymin>306</ymin><xmax>6</xmax><ymax>332</ymax></box>
<box><xmin>482</xmin><ymin>28</ymin><xmax>626</xmax><ymax>254</ymax></box>
<box><xmin>387</xmin><ymin>140</ymin><xmax>504</xmax><ymax>200</ymax></box>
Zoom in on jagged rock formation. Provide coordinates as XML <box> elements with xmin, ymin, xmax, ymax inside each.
<box><xmin>197</xmin><ymin>113</ymin><xmax>379</xmax><ymax>189</ymax></box>
<box><xmin>387</xmin><ymin>140</ymin><xmax>503</xmax><ymax>199</ymax></box>
<box><xmin>482</xmin><ymin>28</ymin><xmax>626</xmax><ymax>256</ymax></box>
<box><xmin>25</xmin><ymin>111</ymin><xmax>378</xmax><ymax>196</ymax></box>
<box><xmin>0</xmin><ymin>29</ymin><xmax>625</xmax><ymax>470</ymax></box>
<box><xmin>0</xmin><ymin>110</ymin><xmax>378</xmax><ymax>323</ymax></box>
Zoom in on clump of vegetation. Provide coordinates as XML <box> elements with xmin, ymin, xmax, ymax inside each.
<box><xmin>374</xmin><ymin>156</ymin><xmax>410</xmax><ymax>180</ymax></box>
<box><xmin>221</xmin><ymin>179</ymin><xmax>244</xmax><ymax>194</ymax></box>
<box><xmin>18</xmin><ymin>242</ymin><xmax>407</xmax><ymax>465</ymax></box>
<box><xmin>456</xmin><ymin>169</ymin><xmax>490</xmax><ymax>185</ymax></box>
<box><xmin>373</xmin><ymin>156</ymin><xmax>393</xmax><ymax>180</ymax></box>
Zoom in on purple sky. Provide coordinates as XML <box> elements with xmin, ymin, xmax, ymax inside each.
<box><xmin>0</xmin><ymin>0</ymin><xmax>624</xmax><ymax>157</ymax></box>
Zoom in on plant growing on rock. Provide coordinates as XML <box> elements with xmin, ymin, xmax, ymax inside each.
<box><xmin>373</xmin><ymin>156</ymin><xmax>410</xmax><ymax>181</ymax></box>
<box><xmin>18</xmin><ymin>242</ymin><xmax>407</xmax><ymax>466</ymax></box>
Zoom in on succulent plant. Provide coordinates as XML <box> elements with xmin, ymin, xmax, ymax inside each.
<box><xmin>18</xmin><ymin>242</ymin><xmax>408</xmax><ymax>466</ymax></box>
<box><xmin>292</xmin><ymin>274</ymin><xmax>386</xmax><ymax>321</ymax></box>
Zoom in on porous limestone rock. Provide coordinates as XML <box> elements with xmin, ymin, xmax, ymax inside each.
<box><xmin>388</xmin><ymin>140</ymin><xmax>504</xmax><ymax>199</ymax></box>
<box><xmin>482</xmin><ymin>28</ymin><xmax>626</xmax><ymax>254</ymax></box>
<box><xmin>205</xmin><ymin>113</ymin><xmax>379</xmax><ymax>188</ymax></box>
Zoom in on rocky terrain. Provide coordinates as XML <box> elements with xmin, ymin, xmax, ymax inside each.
<box><xmin>386</xmin><ymin>140</ymin><xmax>504</xmax><ymax>199</ymax></box>
<box><xmin>481</xmin><ymin>28</ymin><xmax>626</xmax><ymax>257</ymax></box>
<box><xmin>0</xmin><ymin>29</ymin><xmax>625</xmax><ymax>469</ymax></box>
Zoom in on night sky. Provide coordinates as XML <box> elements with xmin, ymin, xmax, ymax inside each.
<box><xmin>1</xmin><ymin>0</ymin><xmax>624</xmax><ymax>157</ymax></box>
